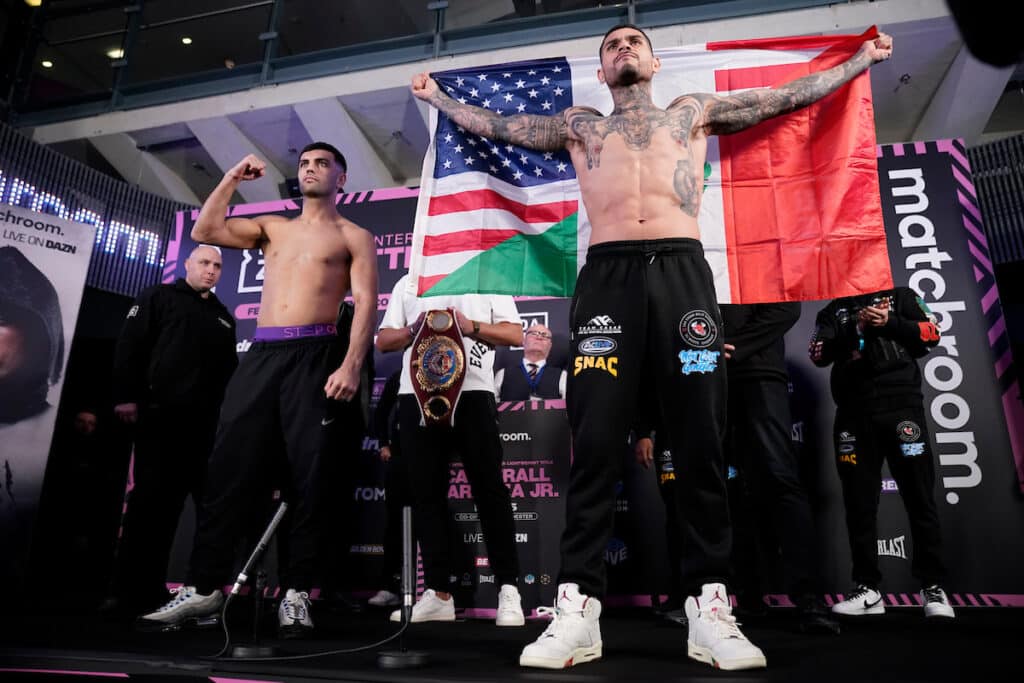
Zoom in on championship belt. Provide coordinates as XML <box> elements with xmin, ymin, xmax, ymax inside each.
<box><xmin>409</xmin><ymin>308</ymin><xmax>466</xmax><ymax>426</ymax></box>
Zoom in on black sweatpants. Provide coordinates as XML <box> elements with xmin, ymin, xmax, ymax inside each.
<box><xmin>188</xmin><ymin>334</ymin><xmax>361</xmax><ymax>593</ymax></box>
<box><xmin>833</xmin><ymin>403</ymin><xmax>946</xmax><ymax>588</ymax></box>
<box><xmin>114</xmin><ymin>405</ymin><xmax>218</xmax><ymax>608</ymax></box>
<box><xmin>726</xmin><ymin>378</ymin><xmax>818</xmax><ymax>600</ymax></box>
<box><xmin>398</xmin><ymin>391</ymin><xmax>519</xmax><ymax>591</ymax></box>
<box><xmin>560</xmin><ymin>238</ymin><xmax>730</xmax><ymax>598</ymax></box>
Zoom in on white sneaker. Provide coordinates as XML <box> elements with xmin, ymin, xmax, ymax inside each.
<box><xmin>389</xmin><ymin>588</ymin><xmax>455</xmax><ymax>623</ymax></box>
<box><xmin>832</xmin><ymin>585</ymin><xmax>885</xmax><ymax>616</ymax></box>
<box><xmin>685</xmin><ymin>583</ymin><xmax>766</xmax><ymax>671</ymax></box>
<box><xmin>921</xmin><ymin>585</ymin><xmax>955</xmax><ymax>618</ymax></box>
<box><xmin>368</xmin><ymin>589</ymin><xmax>401</xmax><ymax>607</ymax></box>
<box><xmin>136</xmin><ymin>585</ymin><xmax>223</xmax><ymax>631</ymax></box>
<box><xmin>496</xmin><ymin>584</ymin><xmax>525</xmax><ymax>626</ymax></box>
<box><xmin>278</xmin><ymin>589</ymin><xmax>314</xmax><ymax>637</ymax></box>
<box><xmin>519</xmin><ymin>583</ymin><xmax>602</xmax><ymax>669</ymax></box>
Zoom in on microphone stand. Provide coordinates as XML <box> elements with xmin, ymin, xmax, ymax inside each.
<box><xmin>229</xmin><ymin>501</ymin><xmax>288</xmax><ymax>659</ymax></box>
<box><xmin>377</xmin><ymin>505</ymin><xmax>429</xmax><ymax>668</ymax></box>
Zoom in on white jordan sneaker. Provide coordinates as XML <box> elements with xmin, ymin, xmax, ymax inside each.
<box><xmin>519</xmin><ymin>583</ymin><xmax>602</xmax><ymax>669</ymax></box>
<box><xmin>685</xmin><ymin>583</ymin><xmax>767</xmax><ymax>671</ymax></box>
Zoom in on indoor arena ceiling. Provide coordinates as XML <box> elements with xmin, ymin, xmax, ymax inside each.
<box><xmin>20</xmin><ymin>0</ymin><xmax>1024</xmax><ymax>206</ymax></box>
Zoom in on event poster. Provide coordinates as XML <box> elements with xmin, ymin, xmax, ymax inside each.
<box><xmin>0</xmin><ymin>203</ymin><xmax>96</xmax><ymax>590</ymax></box>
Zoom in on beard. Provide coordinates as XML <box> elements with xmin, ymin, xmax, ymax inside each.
<box><xmin>612</xmin><ymin>62</ymin><xmax>641</xmax><ymax>87</ymax></box>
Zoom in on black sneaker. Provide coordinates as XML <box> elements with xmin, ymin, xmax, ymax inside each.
<box><xmin>796</xmin><ymin>595</ymin><xmax>841</xmax><ymax>635</ymax></box>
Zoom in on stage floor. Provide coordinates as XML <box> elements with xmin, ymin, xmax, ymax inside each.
<box><xmin>1</xmin><ymin>603</ymin><xmax>1021</xmax><ymax>682</ymax></box>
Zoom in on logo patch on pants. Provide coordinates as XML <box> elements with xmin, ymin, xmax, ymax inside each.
<box><xmin>900</xmin><ymin>442</ymin><xmax>925</xmax><ymax>457</ymax></box>
<box><xmin>678</xmin><ymin>349</ymin><xmax>720</xmax><ymax>375</ymax></box>
<box><xmin>679</xmin><ymin>310</ymin><xmax>717</xmax><ymax>348</ymax></box>
<box><xmin>573</xmin><ymin>355</ymin><xmax>618</xmax><ymax>377</ymax></box>
<box><xmin>897</xmin><ymin>421</ymin><xmax>921</xmax><ymax>442</ymax></box>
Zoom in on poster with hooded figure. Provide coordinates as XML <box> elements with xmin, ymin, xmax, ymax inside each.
<box><xmin>0</xmin><ymin>204</ymin><xmax>96</xmax><ymax>589</ymax></box>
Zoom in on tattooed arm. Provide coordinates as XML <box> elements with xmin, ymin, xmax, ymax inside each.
<box><xmin>411</xmin><ymin>72</ymin><xmax>568</xmax><ymax>151</ymax></box>
<box><xmin>690</xmin><ymin>32</ymin><xmax>893</xmax><ymax>136</ymax></box>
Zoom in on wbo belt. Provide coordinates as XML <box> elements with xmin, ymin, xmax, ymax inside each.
<box><xmin>409</xmin><ymin>309</ymin><xmax>466</xmax><ymax>427</ymax></box>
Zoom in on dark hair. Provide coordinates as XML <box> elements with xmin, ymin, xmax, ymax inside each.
<box><xmin>599</xmin><ymin>23</ymin><xmax>654</xmax><ymax>59</ymax></box>
<box><xmin>300</xmin><ymin>142</ymin><xmax>347</xmax><ymax>173</ymax></box>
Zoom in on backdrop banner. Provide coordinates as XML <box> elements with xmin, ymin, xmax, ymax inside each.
<box><xmin>0</xmin><ymin>204</ymin><xmax>96</xmax><ymax>591</ymax></box>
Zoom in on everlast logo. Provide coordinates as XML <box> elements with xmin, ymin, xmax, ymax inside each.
<box><xmin>878</xmin><ymin>535</ymin><xmax>907</xmax><ymax>559</ymax></box>
<box><xmin>574</xmin><ymin>355</ymin><xmax>618</xmax><ymax>376</ymax></box>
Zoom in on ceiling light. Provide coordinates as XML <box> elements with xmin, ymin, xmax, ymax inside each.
<box><xmin>41</xmin><ymin>60</ymin><xmax>53</xmax><ymax>68</ymax></box>
<box><xmin>25</xmin><ymin>0</ymin><xmax>43</xmax><ymax>7</ymax></box>
<box><xmin>181</xmin><ymin>37</ymin><xmax>193</xmax><ymax>45</ymax></box>
<box><xmin>106</xmin><ymin>48</ymin><xmax>124</xmax><ymax>59</ymax></box>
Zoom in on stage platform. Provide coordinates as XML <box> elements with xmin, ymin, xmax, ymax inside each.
<box><xmin>1</xmin><ymin>602</ymin><xmax>1021</xmax><ymax>683</ymax></box>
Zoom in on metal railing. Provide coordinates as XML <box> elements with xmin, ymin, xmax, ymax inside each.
<box><xmin>8</xmin><ymin>0</ymin><xmax>841</xmax><ymax>126</ymax></box>
<box><xmin>968</xmin><ymin>133</ymin><xmax>1024</xmax><ymax>264</ymax></box>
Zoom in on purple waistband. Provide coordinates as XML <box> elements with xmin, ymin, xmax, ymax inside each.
<box><xmin>253</xmin><ymin>323</ymin><xmax>337</xmax><ymax>341</ymax></box>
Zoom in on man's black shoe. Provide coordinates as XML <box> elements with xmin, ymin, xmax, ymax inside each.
<box><xmin>796</xmin><ymin>596</ymin><xmax>841</xmax><ymax>635</ymax></box>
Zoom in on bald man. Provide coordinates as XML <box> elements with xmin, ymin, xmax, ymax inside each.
<box><xmin>107</xmin><ymin>245</ymin><xmax>238</xmax><ymax>616</ymax></box>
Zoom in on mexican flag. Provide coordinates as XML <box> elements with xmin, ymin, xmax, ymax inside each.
<box><xmin>409</xmin><ymin>28</ymin><xmax>892</xmax><ymax>303</ymax></box>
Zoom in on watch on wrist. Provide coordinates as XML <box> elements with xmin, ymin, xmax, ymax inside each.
<box><xmin>472</xmin><ymin>320</ymin><xmax>481</xmax><ymax>336</ymax></box>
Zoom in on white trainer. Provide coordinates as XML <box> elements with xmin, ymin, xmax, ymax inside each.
<box><xmin>921</xmin><ymin>585</ymin><xmax>955</xmax><ymax>618</ymax></box>
<box><xmin>496</xmin><ymin>584</ymin><xmax>525</xmax><ymax>626</ymax></box>
<box><xmin>832</xmin><ymin>585</ymin><xmax>886</xmax><ymax>616</ymax></box>
<box><xmin>368</xmin><ymin>589</ymin><xmax>401</xmax><ymax>607</ymax></box>
<box><xmin>519</xmin><ymin>583</ymin><xmax>602</xmax><ymax>669</ymax></box>
<box><xmin>389</xmin><ymin>588</ymin><xmax>456</xmax><ymax>623</ymax></box>
<box><xmin>278</xmin><ymin>588</ymin><xmax>314</xmax><ymax>637</ymax></box>
<box><xmin>136</xmin><ymin>585</ymin><xmax>223</xmax><ymax>631</ymax></box>
<box><xmin>685</xmin><ymin>583</ymin><xmax>767</xmax><ymax>671</ymax></box>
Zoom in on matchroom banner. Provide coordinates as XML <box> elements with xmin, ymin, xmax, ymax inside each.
<box><xmin>0</xmin><ymin>204</ymin><xmax>96</xmax><ymax>590</ymax></box>
<box><xmin>785</xmin><ymin>139</ymin><xmax>1024</xmax><ymax>602</ymax></box>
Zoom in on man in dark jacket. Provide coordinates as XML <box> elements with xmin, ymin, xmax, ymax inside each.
<box><xmin>721</xmin><ymin>303</ymin><xmax>837</xmax><ymax>634</ymax></box>
<box><xmin>108</xmin><ymin>245</ymin><xmax>237</xmax><ymax>613</ymax></box>
<box><xmin>810</xmin><ymin>287</ymin><xmax>954</xmax><ymax>619</ymax></box>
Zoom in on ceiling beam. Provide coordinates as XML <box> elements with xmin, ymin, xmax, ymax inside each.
<box><xmin>912</xmin><ymin>46</ymin><xmax>1015</xmax><ymax>145</ymax></box>
<box><xmin>293</xmin><ymin>98</ymin><xmax>395</xmax><ymax>191</ymax></box>
<box><xmin>27</xmin><ymin>0</ymin><xmax>954</xmax><ymax>144</ymax></box>
<box><xmin>186</xmin><ymin>117</ymin><xmax>286</xmax><ymax>203</ymax></box>
<box><xmin>89</xmin><ymin>133</ymin><xmax>201</xmax><ymax>205</ymax></box>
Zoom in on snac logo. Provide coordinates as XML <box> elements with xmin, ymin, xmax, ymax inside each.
<box><xmin>573</xmin><ymin>355</ymin><xmax>618</xmax><ymax>377</ymax></box>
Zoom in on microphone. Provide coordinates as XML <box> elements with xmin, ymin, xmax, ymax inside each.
<box><xmin>231</xmin><ymin>501</ymin><xmax>288</xmax><ymax>596</ymax></box>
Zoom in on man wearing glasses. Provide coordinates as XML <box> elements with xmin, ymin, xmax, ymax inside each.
<box><xmin>496</xmin><ymin>324</ymin><xmax>567</xmax><ymax>401</ymax></box>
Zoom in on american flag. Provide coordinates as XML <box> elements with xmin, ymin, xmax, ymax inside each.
<box><xmin>433</xmin><ymin>58</ymin><xmax>576</xmax><ymax>187</ymax></box>
<box><xmin>411</xmin><ymin>57</ymin><xmax>585</xmax><ymax>298</ymax></box>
